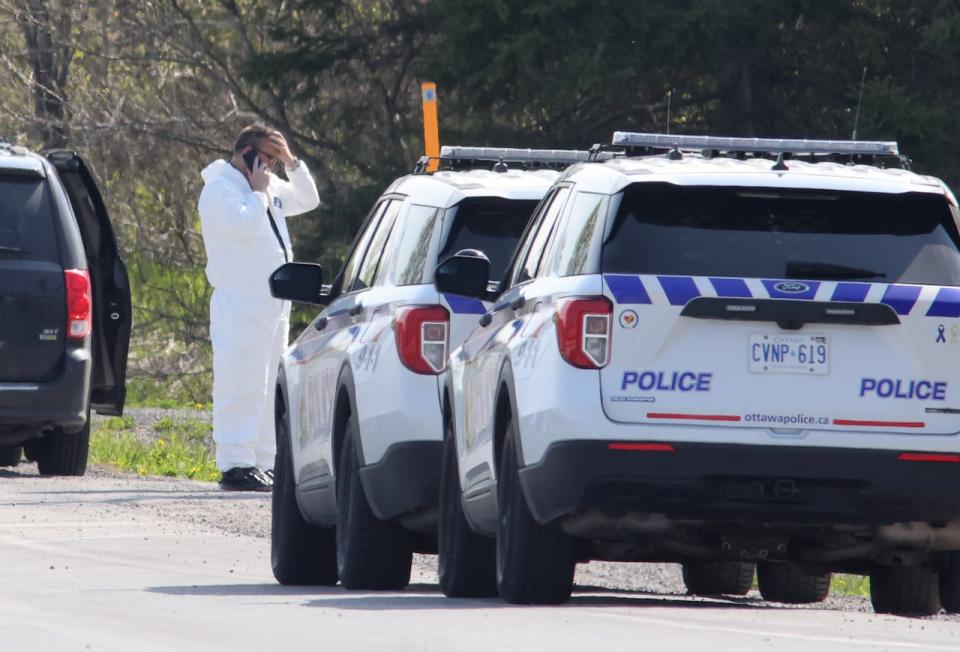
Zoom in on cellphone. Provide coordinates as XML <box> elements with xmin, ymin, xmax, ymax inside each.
<box><xmin>242</xmin><ymin>149</ymin><xmax>259</xmax><ymax>172</ymax></box>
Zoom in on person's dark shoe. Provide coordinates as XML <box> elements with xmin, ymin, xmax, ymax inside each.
<box><xmin>219</xmin><ymin>466</ymin><xmax>272</xmax><ymax>492</ymax></box>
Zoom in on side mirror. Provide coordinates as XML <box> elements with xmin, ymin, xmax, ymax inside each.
<box><xmin>269</xmin><ymin>262</ymin><xmax>328</xmax><ymax>304</ymax></box>
<box><xmin>434</xmin><ymin>249</ymin><xmax>491</xmax><ymax>299</ymax></box>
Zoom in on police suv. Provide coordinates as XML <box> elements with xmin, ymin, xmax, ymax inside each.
<box><xmin>436</xmin><ymin>133</ymin><xmax>960</xmax><ymax>614</ymax></box>
<box><xmin>266</xmin><ymin>147</ymin><xmax>589</xmax><ymax>589</ymax></box>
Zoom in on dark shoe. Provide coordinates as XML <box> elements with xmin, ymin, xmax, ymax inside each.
<box><xmin>219</xmin><ymin>467</ymin><xmax>272</xmax><ymax>492</ymax></box>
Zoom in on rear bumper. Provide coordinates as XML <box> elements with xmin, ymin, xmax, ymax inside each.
<box><xmin>0</xmin><ymin>348</ymin><xmax>90</xmax><ymax>441</ymax></box>
<box><xmin>518</xmin><ymin>440</ymin><xmax>960</xmax><ymax>526</ymax></box>
<box><xmin>359</xmin><ymin>441</ymin><xmax>442</xmax><ymax>520</ymax></box>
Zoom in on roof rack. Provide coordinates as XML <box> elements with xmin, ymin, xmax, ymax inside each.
<box><xmin>609</xmin><ymin>132</ymin><xmax>908</xmax><ymax>170</ymax></box>
<box><xmin>611</xmin><ymin>132</ymin><xmax>899</xmax><ymax>156</ymax></box>
<box><xmin>414</xmin><ymin>146</ymin><xmax>606</xmax><ymax>174</ymax></box>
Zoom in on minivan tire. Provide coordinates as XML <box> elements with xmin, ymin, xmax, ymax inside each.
<box><xmin>870</xmin><ymin>566</ymin><xmax>941</xmax><ymax>615</ymax></box>
<box><xmin>0</xmin><ymin>445</ymin><xmax>21</xmax><ymax>467</ymax></box>
<box><xmin>32</xmin><ymin>418</ymin><xmax>89</xmax><ymax>476</ymax></box>
<box><xmin>757</xmin><ymin>562</ymin><xmax>830</xmax><ymax>603</ymax></box>
<box><xmin>271</xmin><ymin>395</ymin><xmax>337</xmax><ymax>586</ymax></box>
<box><xmin>438</xmin><ymin>421</ymin><xmax>497</xmax><ymax>597</ymax></box>
<box><xmin>496</xmin><ymin>420</ymin><xmax>574</xmax><ymax>604</ymax></box>
<box><xmin>682</xmin><ymin>561</ymin><xmax>755</xmax><ymax>596</ymax></box>
<box><xmin>336</xmin><ymin>417</ymin><xmax>412</xmax><ymax>590</ymax></box>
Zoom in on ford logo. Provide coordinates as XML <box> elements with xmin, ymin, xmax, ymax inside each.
<box><xmin>773</xmin><ymin>281</ymin><xmax>810</xmax><ymax>294</ymax></box>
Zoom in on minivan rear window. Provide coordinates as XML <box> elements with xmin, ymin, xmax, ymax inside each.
<box><xmin>0</xmin><ymin>175</ymin><xmax>59</xmax><ymax>263</ymax></box>
<box><xmin>603</xmin><ymin>183</ymin><xmax>960</xmax><ymax>285</ymax></box>
<box><xmin>439</xmin><ymin>198</ymin><xmax>539</xmax><ymax>282</ymax></box>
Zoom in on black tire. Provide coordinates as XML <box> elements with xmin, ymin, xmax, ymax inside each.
<box><xmin>271</xmin><ymin>396</ymin><xmax>337</xmax><ymax>586</ymax></box>
<box><xmin>682</xmin><ymin>561</ymin><xmax>755</xmax><ymax>597</ymax></box>
<box><xmin>939</xmin><ymin>552</ymin><xmax>960</xmax><ymax>614</ymax></box>
<box><xmin>336</xmin><ymin>417</ymin><xmax>412</xmax><ymax>590</ymax></box>
<box><xmin>0</xmin><ymin>445</ymin><xmax>22</xmax><ymax>467</ymax></box>
<box><xmin>438</xmin><ymin>422</ymin><xmax>497</xmax><ymax>597</ymax></box>
<box><xmin>757</xmin><ymin>562</ymin><xmax>830</xmax><ymax>604</ymax></box>
<box><xmin>871</xmin><ymin>566</ymin><xmax>941</xmax><ymax>615</ymax></box>
<box><xmin>34</xmin><ymin>419</ymin><xmax>89</xmax><ymax>476</ymax></box>
<box><xmin>496</xmin><ymin>420</ymin><xmax>574</xmax><ymax>604</ymax></box>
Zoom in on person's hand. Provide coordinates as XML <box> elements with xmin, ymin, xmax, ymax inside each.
<box><xmin>248</xmin><ymin>156</ymin><xmax>270</xmax><ymax>193</ymax></box>
<box><xmin>263</xmin><ymin>131</ymin><xmax>296</xmax><ymax>167</ymax></box>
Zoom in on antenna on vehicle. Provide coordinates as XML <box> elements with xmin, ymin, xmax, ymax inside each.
<box><xmin>665</xmin><ymin>90</ymin><xmax>672</xmax><ymax>135</ymax></box>
<box><xmin>852</xmin><ymin>66</ymin><xmax>868</xmax><ymax>140</ymax></box>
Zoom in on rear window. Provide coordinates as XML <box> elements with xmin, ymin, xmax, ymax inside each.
<box><xmin>603</xmin><ymin>183</ymin><xmax>960</xmax><ymax>285</ymax></box>
<box><xmin>439</xmin><ymin>198</ymin><xmax>539</xmax><ymax>281</ymax></box>
<box><xmin>0</xmin><ymin>175</ymin><xmax>59</xmax><ymax>263</ymax></box>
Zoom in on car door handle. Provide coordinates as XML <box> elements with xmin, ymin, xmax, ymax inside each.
<box><xmin>347</xmin><ymin>303</ymin><xmax>363</xmax><ymax>317</ymax></box>
<box><xmin>315</xmin><ymin>316</ymin><xmax>328</xmax><ymax>331</ymax></box>
<box><xmin>492</xmin><ymin>295</ymin><xmax>524</xmax><ymax>313</ymax></box>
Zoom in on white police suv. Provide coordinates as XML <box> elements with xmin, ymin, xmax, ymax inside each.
<box><xmin>436</xmin><ymin>132</ymin><xmax>960</xmax><ymax>613</ymax></box>
<box><xmin>266</xmin><ymin>146</ymin><xmax>591</xmax><ymax>590</ymax></box>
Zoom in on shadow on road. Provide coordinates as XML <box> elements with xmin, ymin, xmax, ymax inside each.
<box><xmin>147</xmin><ymin>582</ymin><xmax>784</xmax><ymax>612</ymax></box>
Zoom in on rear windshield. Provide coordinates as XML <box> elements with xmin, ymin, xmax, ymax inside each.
<box><xmin>603</xmin><ymin>183</ymin><xmax>960</xmax><ymax>285</ymax></box>
<box><xmin>439</xmin><ymin>198</ymin><xmax>539</xmax><ymax>281</ymax></box>
<box><xmin>0</xmin><ymin>175</ymin><xmax>59</xmax><ymax>263</ymax></box>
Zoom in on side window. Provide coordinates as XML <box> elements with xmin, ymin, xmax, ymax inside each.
<box><xmin>382</xmin><ymin>204</ymin><xmax>442</xmax><ymax>286</ymax></box>
<box><xmin>353</xmin><ymin>199</ymin><xmax>401</xmax><ymax>291</ymax></box>
<box><xmin>542</xmin><ymin>192</ymin><xmax>607</xmax><ymax>277</ymax></box>
<box><xmin>339</xmin><ymin>200</ymin><xmax>389</xmax><ymax>293</ymax></box>
<box><xmin>513</xmin><ymin>187</ymin><xmax>570</xmax><ymax>285</ymax></box>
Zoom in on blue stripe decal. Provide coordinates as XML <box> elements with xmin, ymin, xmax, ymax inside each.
<box><xmin>761</xmin><ymin>279</ymin><xmax>820</xmax><ymax>300</ymax></box>
<box><xmin>927</xmin><ymin>287</ymin><xmax>960</xmax><ymax>318</ymax></box>
<box><xmin>443</xmin><ymin>294</ymin><xmax>486</xmax><ymax>315</ymax></box>
<box><xmin>604</xmin><ymin>275</ymin><xmax>651</xmax><ymax>304</ymax></box>
<box><xmin>881</xmin><ymin>285</ymin><xmax>922</xmax><ymax>315</ymax></box>
<box><xmin>831</xmin><ymin>282</ymin><xmax>871</xmax><ymax>303</ymax></box>
<box><xmin>709</xmin><ymin>277</ymin><xmax>751</xmax><ymax>298</ymax></box>
<box><xmin>658</xmin><ymin>276</ymin><xmax>700</xmax><ymax>306</ymax></box>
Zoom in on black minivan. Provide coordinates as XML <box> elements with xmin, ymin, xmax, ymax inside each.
<box><xmin>0</xmin><ymin>143</ymin><xmax>131</xmax><ymax>475</ymax></box>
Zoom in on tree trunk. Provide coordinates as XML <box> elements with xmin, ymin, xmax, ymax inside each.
<box><xmin>16</xmin><ymin>0</ymin><xmax>73</xmax><ymax>148</ymax></box>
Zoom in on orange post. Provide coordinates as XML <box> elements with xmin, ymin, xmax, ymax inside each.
<box><xmin>421</xmin><ymin>82</ymin><xmax>440</xmax><ymax>172</ymax></box>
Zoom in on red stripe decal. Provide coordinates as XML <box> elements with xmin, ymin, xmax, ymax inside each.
<box><xmin>608</xmin><ymin>442</ymin><xmax>675</xmax><ymax>452</ymax></box>
<box><xmin>647</xmin><ymin>413</ymin><xmax>741</xmax><ymax>422</ymax></box>
<box><xmin>833</xmin><ymin>419</ymin><xmax>925</xmax><ymax>428</ymax></box>
<box><xmin>898</xmin><ymin>452</ymin><xmax>960</xmax><ymax>463</ymax></box>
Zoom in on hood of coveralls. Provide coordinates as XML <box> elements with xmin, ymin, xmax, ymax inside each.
<box><xmin>201</xmin><ymin>158</ymin><xmax>236</xmax><ymax>183</ymax></box>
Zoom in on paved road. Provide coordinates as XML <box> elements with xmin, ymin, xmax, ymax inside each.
<box><xmin>1</xmin><ymin>466</ymin><xmax>959</xmax><ymax>652</ymax></box>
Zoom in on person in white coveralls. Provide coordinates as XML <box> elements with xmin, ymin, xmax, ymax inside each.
<box><xmin>198</xmin><ymin>124</ymin><xmax>320</xmax><ymax>491</ymax></box>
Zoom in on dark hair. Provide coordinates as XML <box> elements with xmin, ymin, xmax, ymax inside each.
<box><xmin>232</xmin><ymin>124</ymin><xmax>276</xmax><ymax>154</ymax></box>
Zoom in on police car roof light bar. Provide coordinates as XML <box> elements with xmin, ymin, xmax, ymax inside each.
<box><xmin>439</xmin><ymin>146</ymin><xmax>595</xmax><ymax>164</ymax></box>
<box><xmin>611</xmin><ymin>132</ymin><xmax>899</xmax><ymax>157</ymax></box>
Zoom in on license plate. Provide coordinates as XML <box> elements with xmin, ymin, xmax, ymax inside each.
<box><xmin>749</xmin><ymin>333</ymin><xmax>829</xmax><ymax>375</ymax></box>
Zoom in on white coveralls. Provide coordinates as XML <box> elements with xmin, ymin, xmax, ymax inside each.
<box><xmin>197</xmin><ymin>159</ymin><xmax>320</xmax><ymax>471</ymax></box>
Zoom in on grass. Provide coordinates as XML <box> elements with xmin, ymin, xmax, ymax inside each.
<box><xmin>90</xmin><ymin>416</ymin><xmax>218</xmax><ymax>481</ymax></box>
<box><xmin>831</xmin><ymin>573</ymin><xmax>871</xmax><ymax>597</ymax></box>
<box><xmin>124</xmin><ymin>376</ymin><xmax>211</xmax><ymax>409</ymax></box>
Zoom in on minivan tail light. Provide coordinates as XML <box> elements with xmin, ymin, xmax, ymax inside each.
<box><xmin>394</xmin><ymin>305</ymin><xmax>450</xmax><ymax>374</ymax></box>
<box><xmin>556</xmin><ymin>297</ymin><xmax>612</xmax><ymax>368</ymax></box>
<box><xmin>64</xmin><ymin>269</ymin><xmax>91</xmax><ymax>339</ymax></box>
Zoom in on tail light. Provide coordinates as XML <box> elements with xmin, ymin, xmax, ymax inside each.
<box><xmin>394</xmin><ymin>305</ymin><xmax>450</xmax><ymax>374</ymax></box>
<box><xmin>556</xmin><ymin>297</ymin><xmax>612</xmax><ymax>368</ymax></box>
<box><xmin>897</xmin><ymin>452</ymin><xmax>960</xmax><ymax>463</ymax></box>
<box><xmin>64</xmin><ymin>269</ymin><xmax>91</xmax><ymax>339</ymax></box>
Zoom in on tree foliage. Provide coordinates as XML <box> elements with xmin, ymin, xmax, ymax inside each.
<box><xmin>1</xmin><ymin>0</ymin><xmax>960</xmax><ymax>402</ymax></box>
